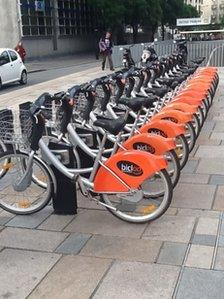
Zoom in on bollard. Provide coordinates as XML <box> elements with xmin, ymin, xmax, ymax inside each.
<box><xmin>47</xmin><ymin>140</ymin><xmax>77</xmax><ymax>215</ymax></box>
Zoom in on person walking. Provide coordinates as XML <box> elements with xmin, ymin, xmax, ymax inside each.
<box><xmin>99</xmin><ymin>31</ymin><xmax>114</xmax><ymax>71</ymax></box>
<box><xmin>15</xmin><ymin>41</ymin><xmax>26</xmax><ymax>63</ymax></box>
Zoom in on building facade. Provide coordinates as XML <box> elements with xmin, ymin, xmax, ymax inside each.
<box><xmin>184</xmin><ymin>0</ymin><xmax>203</xmax><ymax>13</ymax></box>
<box><xmin>0</xmin><ymin>0</ymin><xmax>103</xmax><ymax>59</ymax></box>
<box><xmin>184</xmin><ymin>0</ymin><xmax>224</xmax><ymax>23</ymax></box>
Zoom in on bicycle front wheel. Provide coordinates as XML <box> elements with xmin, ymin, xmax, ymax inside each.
<box><xmin>0</xmin><ymin>150</ymin><xmax>55</xmax><ymax>214</ymax></box>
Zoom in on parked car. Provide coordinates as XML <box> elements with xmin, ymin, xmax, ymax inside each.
<box><xmin>0</xmin><ymin>48</ymin><xmax>27</xmax><ymax>88</ymax></box>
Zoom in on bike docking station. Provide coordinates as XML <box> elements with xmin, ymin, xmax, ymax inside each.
<box><xmin>47</xmin><ymin>140</ymin><xmax>77</xmax><ymax>215</ymax></box>
<box><xmin>20</xmin><ymin>101</ymin><xmax>77</xmax><ymax>215</ymax></box>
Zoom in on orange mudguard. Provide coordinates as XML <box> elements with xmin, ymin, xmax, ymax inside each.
<box><xmin>172</xmin><ymin>97</ymin><xmax>203</xmax><ymax>106</ymax></box>
<box><xmin>94</xmin><ymin>150</ymin><xmax>167</xmax><ymax>193</ymax></box>
<box><xmin>151</xmin><ymin>110</ymin><xmax>193</xmax><ymax>124</ymax></box>
<box><xmin>163</xmin><ymin>102</ymin><xmax>198</xmax><ymax>114</ymax></box>
<box><xmin>119</xmin><ymin>134</ymin><xmax>176</xmax><ymax>155</ymax></box>
<box><xmin>139</xmin><ymin>120</ymin><xmax>185</xmax><ymax>138</ymax></box>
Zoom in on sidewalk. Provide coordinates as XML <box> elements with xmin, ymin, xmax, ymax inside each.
<box><xmin>26</xmin><ymin>53</ymin><xmax>97</xmax><ymax>73</ymax></box>
<box><xmin>0</xmin><ymin>69</ymin><xmax>224</xmax><ymax>298</ymax></box>
<box><xmin>0</xmin><ymin>62</ymin><xmax>111</xmax><ymax>109</ymax></box>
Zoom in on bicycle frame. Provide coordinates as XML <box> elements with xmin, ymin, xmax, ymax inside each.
<box><xmin>39</xmin><ymin>123</ymin><xmax>167</xmax><ymax>197</ymax></box>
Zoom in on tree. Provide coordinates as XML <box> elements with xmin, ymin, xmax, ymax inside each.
<box><xmin>160</xmin><ymin>0</ymin><xmax>199</xmax><ymax>40</ymax></box>
<box><xmin>88</xmin><ymin>0</ymin><xmax>162</xmax><ymax>43</ymax></box>
<box><xmin>124</xmin><ymin>0</ymin><xmax>148</xmax><ymax>43</ymax></box>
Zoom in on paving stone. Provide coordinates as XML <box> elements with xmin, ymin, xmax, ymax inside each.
<box><xmin>213</xmin><ymin>186</ymin><xmax>224</xmax><ymax>211</ymax></box>
<box><xmin>185</xmin><ymin>245</ymin><xmax>214</xmax><ymax>269</ymax></box>
<box><xmin>143</xmin><ymin>215</ymin><xmax>195</xmax><ymax>243</ymax></box>
<box><xmin>38</xmin><ymin>214</ymin><xmax>75</xmax><ymax>231</ymax></box>
<box><xmin>166</xmin><ymin>207</ymin><xmax>178</xmax><ymax>215</ymax></box>
<box><xmin>80</xmin><ymin>235</ymin><xmax>162</xmax><ymax>262</ymax></box>
<box><xmin>195</xmin><ymin>217</ymin><xmax>219</xmax><ymax>235</ymax></box>
<box><xmin>176</xmin><ymin>267</ymin><xmax>224</xmax><ymax>299</ymax></box>
<box><xmin>210</xmin><ymin>132</ymin><xmax>224</xmax><ymax>140</ymax></box>
<box><xmin>94</xmin><ymin>261</ymin><xmax>180</xmax><ymax>299</ymax></box>
<box><xmin>177</xmin><ymin>208</ymin><xmax>220</xmax><ymax>218</ymax></box>
<box><xmin>220</xmin><ymin>218</ymin><xmax>224</xmax><ymax>235</ymax></box>
<box><xmin>0</xmin><ymin>210</ymin><xmax>14</xmax><ymax>225</ymax></box>
<box><xmin>218</xmin><ymin>235</ymin><xmax>224</xmax><ymax>247</ymax></box>
<box><xmin>196</xmin><ymin>145</ymin><xmax>224</xmax><ymax>158</ymax></box>
<box><xmin>179</xmin><ymin>173</ymin><xmax>209</xmax><ymax>184</ymax></box>
<box><xmin>195</xmin><ymin>138</ymin><xmax>220</xmax><ymax>146</ymax></box>
<box><xmin>191</xmin><ymin>234</ymin><xmax>217</xmax><ymax>246</ymax></box>
<box><xmin>199</xmin><ymin>121</ymin><xmax>215</xmax><ymax>133</ymax></box>
<box><xmin>181</xmin><ymin>160</ymin><xmax>199</xmax><ymax>174</ymax></box>
<box><xmin>64</xmin><ymin>209</ymin><xmax>147</xmax><ymax>238</ymax></box>
<box><xmin>157</xmin><ymin>242</ymin><xmax>188</xmax><ymax>266</ymax></box>
<box><xmin>0</xmin><ymin>248</ymin><xmax>60</xmax><ymax>299</ymax></box>
<box><xmin>213</xmin><ymin>121</ymin><xmax>224</xmax><ymax>132</ymax></box>
<box><xmin>214</xmin><ymin>247</ymin><xmax>224</xmax><ymax>270</ymax></box>
<box><xmin>0</xmin><ymin>227</ymin><xmax>68</xmax><ymax>252</ymax></box>
<box><xmin>197</xmin><ymin>158</ymin><xmax>224</xmax><ymax>175</ymax></box>
<box><xmin>6</xmin><ymin>206</ymin><xmax>53</xmax><ymax>229</ymax></box>
<box><xmin>55</xmin><ymin>233</ymin><xmax>91</xmax><ymax>254</ymax></box>
<box><xmin>77</xmin><ymin>190</ymin><xmax>104</xmax><ymax>210</ymax></box>
<box><xmin>172</xmin><ymin>183</ymin><xmax>216</xmax><ymax>209</ymax></box>
<box><xmin>210</xmin><ymin>175</ymin><xmax>224</xmax><ymax>185</ymax></box>
<box><xmin>29</xmin><ymin>255</ymin><xmax>112</xmax><ymax>299</ymax></box>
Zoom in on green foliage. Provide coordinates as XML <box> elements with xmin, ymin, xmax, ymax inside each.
<box><xmin>160</xmin><ymin>0</ymin><xmax>199</xmax><ymax>26</ymax></box>
<box><xmin>88</xmin><ymin>0</ymin><xmax>200</xmax><ymax>41</ymax></box>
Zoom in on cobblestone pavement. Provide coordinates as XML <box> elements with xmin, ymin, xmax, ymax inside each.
<box><xmin>0</xmin><ymin>68</ymin><xmax>224</xmax><ymax>298</ymax></box>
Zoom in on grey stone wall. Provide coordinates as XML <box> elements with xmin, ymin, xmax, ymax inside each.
<box><xmin>0</xmin><ymin>0</ymin><xmax>21</xmax><ymax>48</ymax></box>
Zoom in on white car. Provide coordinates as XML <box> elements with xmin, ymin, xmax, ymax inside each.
<box><xmin>0</xmin><ymin>48</ymin><xmax>27</xmax><ymax>88</ymax></box>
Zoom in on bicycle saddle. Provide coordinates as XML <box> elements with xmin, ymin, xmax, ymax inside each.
<box><xmin>118</xmin><ymin>97</ymin><xmax>146</xmax><ymax>112</ymax></box>
<box><xmin>68</xmin><ymin>85</ymin><xmax>82</xmax><ymax>98</ymax></box>
<box><xmin>93</xmin><ymin>116</ymin><xmax>126</xmax><ymax>135</ymax></box>
<box><xmin>30</xmin><ymin>92</ymin><xmax>51</xmax><ymax>115</ymax></box>
<box><xmin>191</xmin><ymin>57</ymin><xmax>205</xmax><ymax>64</ymax></box>
<box><xmin>146</xmin><ymin>87</ymin><xmax>168</xmax><ymax>98</ymax></box>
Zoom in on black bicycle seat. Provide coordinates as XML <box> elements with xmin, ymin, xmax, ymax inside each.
<box><xmin>68</xmin><ymin>85</ymin><xmax>82</xmax><ymax>98</ymax></box>
<box><xmin>93</xmin><ymin>116</ymin><xmax>126</xmax><ymax>135</ymax></box>
<box><xmin>191</xmin><ymin>57</ymin><xmax>205</xmax><ymax>64</ymax></box>
<box><xmin>30</xmin><ymin>92</ymin><xmax>51</xmax><ymax>115</ymax></box>
<box><xmin>146</xmin><ymin>87</ymin><xmax>168</xmax><ymax>97</ymax></box>
<box><xmin>144</xmin><ymin>95</ymin><xmax>158</xmax><ymax>108</ymax></box>
<box><xmin>118</xmin><ymin>97</ymin><xmax>146</xmax><ymax>112</ymax></box>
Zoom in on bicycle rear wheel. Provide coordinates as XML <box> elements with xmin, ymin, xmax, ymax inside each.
<box><xmin>0</xmin><ymin>150</ymin><xmax>55</xmax><ymax>214</ymax></box>
<box><xmin>101</xmin><ymin>169</ymin><xmax>172</xmax><ymax>223</ymax></box>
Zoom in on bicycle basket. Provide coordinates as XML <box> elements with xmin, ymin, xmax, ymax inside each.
<box><xmin>0</xmin><ymin>109</ymin><xmax>32</xmax><ymax>147</ymax></box>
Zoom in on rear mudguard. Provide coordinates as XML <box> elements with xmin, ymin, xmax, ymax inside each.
<box><xmin>139</xmin><ymin>120</ymin><xmax>186</xmax><ymax>138</ymax></box>
<box><xmin>94</xmin><ymin>150</ymin><xmax>167</xmax><ymax>193</ymax></box>
<box><xmin>177</xmin><ymin>90</ymin><xmax>207</xmax><ymax>98</ymax></box>
<box><xmin>151</xmin><ymin>110</ymin><xmax>193</xmax><ymax>124</ymax></box>
<box><xmin>119</xmin><ymin>133</ymin><xmax>176</xmax><ymax>155</ymax></box>
<box><xmin>163</xmin><ymin>102</ymin><xmax>198</xmax><ymax>114</ymax></box>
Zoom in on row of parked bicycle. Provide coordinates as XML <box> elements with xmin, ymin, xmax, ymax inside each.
<box><xmin>0</xmin><ymin>49</ymin><xmax>219</xmax><ymax>223</ymax></box>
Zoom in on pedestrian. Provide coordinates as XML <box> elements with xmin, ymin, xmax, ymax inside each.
<box><xmin>99</xmin><ymin>31</ymin><xmax>114</xmax><ymax>71</ymax></box>
<box><xmin>15</xmin><ymin>41</ymin><xmax>26</xmax><ymax>63</ymax></box>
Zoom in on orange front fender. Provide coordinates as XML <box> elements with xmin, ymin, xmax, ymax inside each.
<box><xmin>151</xmin><ymin>110</ymin><xmax>193</xmax><ymax>124</ymax></box>
<box><xmin>139</xmin><ymin>120</ymin><xmax>186</xmax><ymax>138</ymax></box>
<box><xmin>94</xmin><ymin>150</ymin><xmax>167</xmax><ymax>193</ymax></box>
<box><xmin>119</xmin><ymin>133</ymin><xmax>176</xmax><ymax>155</ymax></box>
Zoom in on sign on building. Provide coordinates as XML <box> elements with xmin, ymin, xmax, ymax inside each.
<box><xmin>35</xmin><ymin>0</ymin><xmax>45</xmax><ymax>12</ymax></box>
<box><xmin>177</xmin><ymin>18</ymin><xmax>210</xmax><ymax>26</ymax></box>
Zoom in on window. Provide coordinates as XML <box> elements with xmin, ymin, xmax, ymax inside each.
<box><xmin>58</xmin><ymin>0</ymin><xmax>101</xmax><ymax>36</ymax></box>
<box><xmin>9</xmin><ymin>51</ymin><xmax>18</xmax><ymax>61</ymax></box>
<box><xmin>0</xmin><ymin>51</ymin><xmax>10</xmax><ymax>64</ymax></box>
<box><xmin>19</xmin><ymin>0</ymin><xmax>53</xmax><ymax>36</ymax></box>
